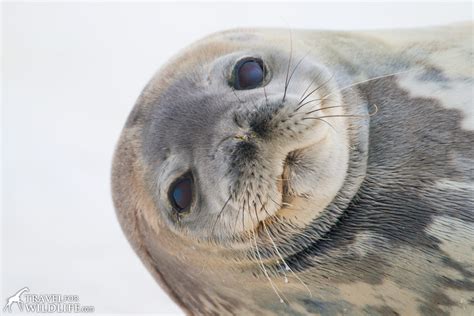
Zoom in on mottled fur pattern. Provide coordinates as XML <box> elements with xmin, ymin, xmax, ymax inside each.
<box><xmin>112</xmin><ymin>23</ymin><xmax>473</xmax><ymax>315</ymax></box>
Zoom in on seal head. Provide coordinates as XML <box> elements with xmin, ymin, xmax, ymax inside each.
<box><xmin>112</xmin><ymin>26</ymin><xmax>473</xmax><ymax>315</ymax></box>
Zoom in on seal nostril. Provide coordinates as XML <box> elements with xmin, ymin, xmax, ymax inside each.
<box><xmin>233</xmin><ymin>141</ymin><xmax>258</xmax><ymax>160</ymax></box>
<box><xmin>250</xmin><ymin>115</ymin><xmax>273</xmax><ymax>139</ymax></box>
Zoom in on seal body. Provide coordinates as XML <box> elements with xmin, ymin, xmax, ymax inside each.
<box><xmin>112</xmin><ymin>23</ymin><xmax>473</xmax><ymax>315</ymax></box>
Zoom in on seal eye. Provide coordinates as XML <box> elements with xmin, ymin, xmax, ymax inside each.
<box><xmin>169</xmin><ymin>176</ymin><xmax>193</xmax><ymax>212</ymax></box>
<box><xmin>233</xmin><ymin>58</ymin><xmax>264</xmax><ymax>90</ymax></box>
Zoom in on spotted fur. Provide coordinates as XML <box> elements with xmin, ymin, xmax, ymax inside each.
<box><xmin>112</xmin><ymin>23</ymin><xmax>473</xmax><ymax>315</ymax></box>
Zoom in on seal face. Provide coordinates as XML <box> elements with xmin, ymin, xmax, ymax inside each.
<box><xmin>112</xmin><ymin>24</ymin><xmax>474</xmax><ymax>315</ymax></box>
<box><xmin>138</xmin><ymin>39</ymin><xmax>358</xmax><ymax>244</ymax></box>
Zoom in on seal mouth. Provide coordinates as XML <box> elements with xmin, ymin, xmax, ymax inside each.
<box><xmin>279</xmin><ymin>149</ymin><xmax>301</xmax><ymax>206</ymax></box>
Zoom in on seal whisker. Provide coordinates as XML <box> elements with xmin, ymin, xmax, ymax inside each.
<box><xmin>302</xmin><ymin>116</ymin><xmax>337</xmax><ymax>132</ymax></box>
<box><xmin>303</xmin><ymin>114</ymin><xmax>364</xmax><ymax>120</ymax></box>
<box><xmin>304</xmin><ymin>105</ymin><xmax>344</xmax><ymax>115</ymax></box>
<box><xmin>257</xmin><ymin>194</ymin><xmax>286</xmax><ymax>227</ymax></box>
<box><xmin>253</xmin><ymin>229</ymin><xmax>287</xmax><ymax>304</ymax></box>
<box><xmin>266</xmin><ymin>195</ymin><xmax>295</xmax><ymax>215</ymax></box>
<box><xmin>231</xmin><ymin>87</ymin><xmax>244</xmax><ymax>104</ymax></box>
<box><xmin>244</xmin><ymin>95</ymin><xmax>260</xmax><ymax>112</ymax></box>
<box><xmin>299</xmin><ymin>70</ymin><xmax>323</xmax><ymax>103</ymax></box>
<box><xmin>296</xmin><ymin>73</ymin><xmax>335</xmax><ymax>111</ymax></box>
<box><xmin>262</xmin><ymin>216</ymin><xmax>313</xmax><ymax>298</ymax></box>
<box><xmin>282</xmin><ymin>28</ymin><xmax>293</xmax><ymax>103</ymax></box>
<box><xmin>267</xmin><ymin>194</ymin><xmax>283</xmax><ymax>209</ymax></box>
<box><xmin>303</xmin><ymin>103</ymin><xmax>379</xmax><ymax>121</ymax></box>
<box><xmin>259</xmin><ymin>208</ymin><xmax>288</xmax><ymax>284</ymax></box>
<box><xmin>285</xmin><ymin>49</ymin><xmax>312</xmax><ymax>97</ymax></box>
<box><xmin>321</xmin><ymin>69</ymin><xmax>415</xmax><ymax>100</ymax></box>
<box><xmin>211</xmin><ymin>194</ymin><xmax>233</xmax><ymax>236</ymax></box>
<box><xmin>241</xmin><ymin>200</ymin><xmax>246</xmax><ymax>233</ymax></box>
<box><xmin>246</xmin><ymin>190</ymin><xmax>252</xmax><ymax>222</ymax></box>
<box><xmin>257</xmin><ymin>195</ymin><xmax>293</xmax><ymax>230</ymax></box>
<box><xmin>298</xmin><ymin>72</ymin><xmax>335</xmax><ymax>104</ymax></box>
<box><xmin>249</xmin><ymin>207</ymin><xmax>287</xmax><ymax>304</ymax></box>
<box><xmin>232</xmin><ymin>86</ymin><xmax>260</xmax><ymax>114</ymax></box>
<box><xmin>233</xmin><ymin>206</ymin><xmax>241</xmax><ymax>235</ymax></box>
<box><xmin>254</xmin><ymin>205</ymin><xmax>287</xmax><ymax>285</ymax></box>
<box><xmin>293</xmin><ymin>96</ymin><xmax>339</xmax><ymax>112</ymax></box>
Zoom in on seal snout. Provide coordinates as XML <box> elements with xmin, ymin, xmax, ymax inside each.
<box><xmin>223</xmin><ymin>98</ymin><xmax>326</xmax><ymax>224</ymax></box>
<box><xmin>234</xmin><ymin>95</ymin><xmax>330</xmax><ymax>153</ymax></box>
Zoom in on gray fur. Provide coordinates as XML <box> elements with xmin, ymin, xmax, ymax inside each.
<box><xmin>112</xmin><ymin>24</ymin><xmax>474</xmax><ymax>315</ymax></box>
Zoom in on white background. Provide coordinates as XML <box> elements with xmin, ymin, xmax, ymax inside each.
<box><xmin>2</xmin><ymin>2</ymin><xmax>472</xmax><ymax>314</ymax></box>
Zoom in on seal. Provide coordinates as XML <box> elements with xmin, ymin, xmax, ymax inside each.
<box><xmin>112</xmin><ymin>23</ymin><xmax>473</xmax><ymax>315</ymax></box>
